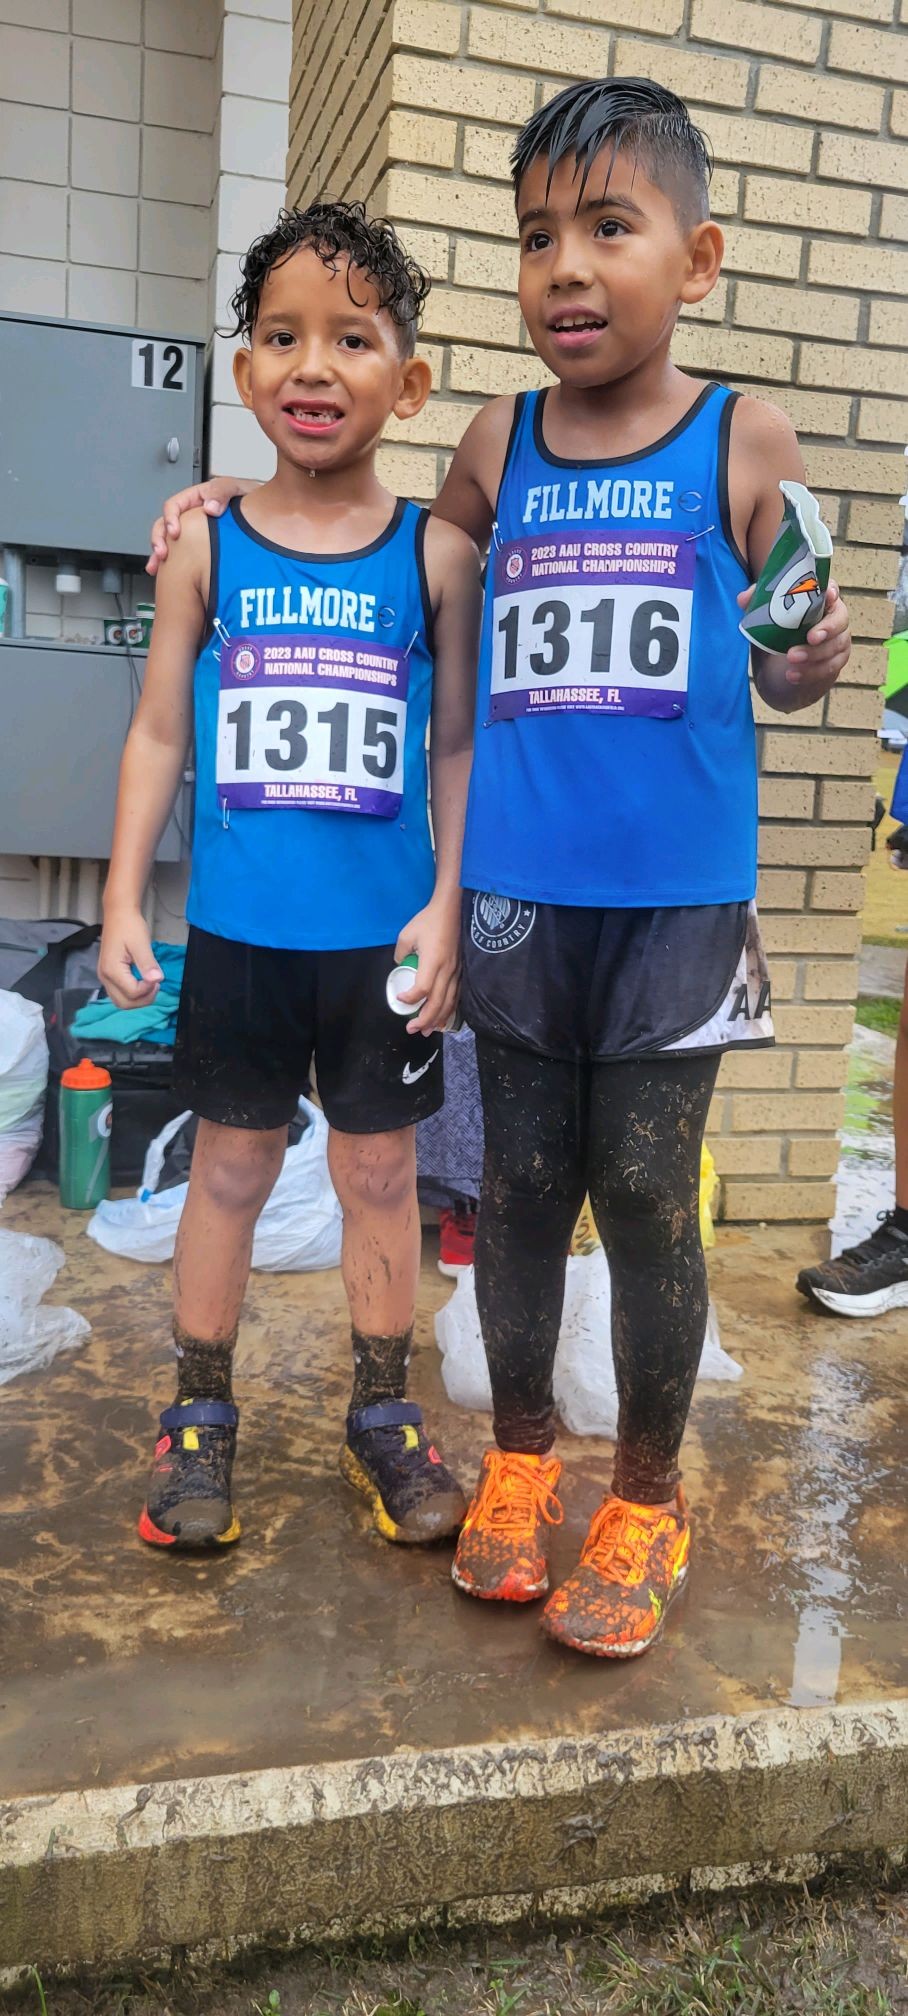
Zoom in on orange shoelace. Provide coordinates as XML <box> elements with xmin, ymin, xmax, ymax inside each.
<box><xmin>470</xmin><ymin>1451</ymin><xmax>564</xmax><ymax>1539</ymax></box>
<box><xmin>581</xmin><ymin>1494</ymin><xmax>681</xmax><ymax>1587</ymax></box>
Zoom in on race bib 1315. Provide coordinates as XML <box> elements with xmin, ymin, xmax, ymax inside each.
<box><xmin>216</xmin><ymin>630</ymin><xmax>408</xmax><ymax>816</ymax></box>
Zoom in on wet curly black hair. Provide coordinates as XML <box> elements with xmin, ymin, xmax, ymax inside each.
<box><xmin>227</xmin><ymin>200</ymin><xmax>431</xmax><ymax>355</ymax></box>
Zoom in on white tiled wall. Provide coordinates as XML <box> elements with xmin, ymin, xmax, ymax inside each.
<box><xmin>0</xmin><ymin>1</ymin><xmax>220</xmax><ymax>339</ymax></box>
<box><xmin>0</xmin><ymin>0</ymin><xmax>292</xmax><ymax>929</ymax></box>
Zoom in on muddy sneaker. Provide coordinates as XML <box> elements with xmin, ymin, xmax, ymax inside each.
<box><xmin>542</xmin><ymin>1489</ymin><xmax>689</xmax><ymax>1658</ymax></box>
<box><xmin>339</xmin><ymin>1400</ymin><xmax>466</xmax><ymax>1544</ymax></box>
<box><xmin>796</xmin><ymin>1213</ymin><xmax>908</xmax><ymax>1317</ymax></box>
<box><xmin>452</xmin><ymin>1448</ymin><xmax>564</xmax><ymax>1602</ymax></box>
<box><xmin>138</xmin><ymin>1398</ymin><xmax>241</xmax><ymax>1550</ymax></box>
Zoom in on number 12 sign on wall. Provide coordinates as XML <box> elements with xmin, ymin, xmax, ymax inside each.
<box><xmin>131</xmin><ymin>338</ymin><xmax>187</xmax><ymax>392</ymax></box>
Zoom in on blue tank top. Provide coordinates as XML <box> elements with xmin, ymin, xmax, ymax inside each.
<box><xmin>187</xmin><ymin>497</ymin><xmax>436</xmax><ymax>950</ymax></box>
<box><xmin>461</xmin><ymin>382</ymin><xmax>756</xmax><ymax>908</ymax></box>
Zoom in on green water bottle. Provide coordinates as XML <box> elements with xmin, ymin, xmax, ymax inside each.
<box><xmin>59</xmin><ymin>1060</ymin><xmax>113</xmax><ymax>1209</ymax></box>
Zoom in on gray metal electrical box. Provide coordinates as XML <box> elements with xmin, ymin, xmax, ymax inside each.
<box><xmin>0</xmin><ymin>639</ymin><xmax>190</xmax><ymax>861</ymax></box>
<box><xmin>0</xmin><ymin>310</ymin><xmax>203</xmax><ymax>558</ymax></box>
<box><xmin>0</xmin><ymin>310</ymin><xmax>204</xmax><ymax>863</ymax></box>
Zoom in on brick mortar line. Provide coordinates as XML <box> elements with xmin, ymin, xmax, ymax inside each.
<box><xmin>309</xmin><ymin>5</ymin><xmax>393</xmax><ymax>188</ymax></box>
<box><xmin>290</xmin><ymin>0</ymin><xmax>391</xmax><ymax>187</ymax></box>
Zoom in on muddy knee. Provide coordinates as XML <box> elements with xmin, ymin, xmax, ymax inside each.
<box><xmin>192</xmin><ymin>1119</ymin><xmax>286</xmax><ymax>1218</ymax></box>
<box><xmin>328</xmin><ymin>1127</ymin><xmax>416</xmax><ymax>1216</ymax></box>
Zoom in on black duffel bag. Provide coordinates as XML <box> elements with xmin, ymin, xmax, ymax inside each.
<box><xmin>6</xmin><ymin>919</ymin><xmax>187</xmax><ymax>1186</ymax></box>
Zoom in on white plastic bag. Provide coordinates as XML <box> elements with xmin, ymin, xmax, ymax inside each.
<box><xmin>0</xmin><ymin>1228</ymin><xmax>90</xmax><ymax>1385</ymax></box>
<box><xmin>86</xmin><ymin>1096</ymin><xmax>343</xmax><ymax>1271</ymax></box>
<box><xmin>435</xmin><ymin>1249</ymin><xmax>741</xmax><ymax>1437</ymax></box>
<box><xmin>0</xmin><ymin>991</ymin><xmax>48</xmax><ymax>1204</ymax></box>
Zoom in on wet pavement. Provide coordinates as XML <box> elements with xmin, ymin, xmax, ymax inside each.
<box><xmin>0</xmin><ymin>1184</ymin><xmax>905</xmax><ymax>1803</ymax></box>
<box><xmin>859</xmin><ymin>943</ymin><xmax>906</xmax><ymax>1000</ymax></box>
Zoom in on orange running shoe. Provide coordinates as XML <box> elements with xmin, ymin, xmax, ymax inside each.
<box><xmin>542</xmin><ymin>1488</ymin><xmax>689</xmax><ymax>1658</ymax></box>
<box><xmin>451</xmin><ymin>1448</ymin><xmax>563</xmax><ymax>1602</ymax></box>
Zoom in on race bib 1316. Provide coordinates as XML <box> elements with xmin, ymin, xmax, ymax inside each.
<box><xmin>490</xmin><ymin>531</ymin><xmax>695</xmax><ymax>721</ymax></box>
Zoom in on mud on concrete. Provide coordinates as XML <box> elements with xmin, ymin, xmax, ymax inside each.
<box><xmin>0</xmin><ymin>1192</ymin><xmax>905</xmax><ymax>1977</ymax></box>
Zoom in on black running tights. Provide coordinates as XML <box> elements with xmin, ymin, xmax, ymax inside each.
<box><xmin>473</xmin><ymin>1038</ymin><xmax>721</xmax><ymax>1502</ymax></box>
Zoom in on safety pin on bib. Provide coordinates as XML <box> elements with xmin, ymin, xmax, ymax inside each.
<box><xmin>213</xmin><ymin>616</ymin><xmax>231</xmax><ymax>647</ymax></box>
<box><xmin>683</xmin><ymin>522</ymin><xmax>716</xmax><ymax>543</ymax></box>
<box><xmin>403</xmin><ymin>629</ymin><xmax>418</xmax><ymax>659</ymax></box>
<box><xmin>221</xmin><ymin>797</ymin><xmax>230</xmax><ymax>830</ymax></box>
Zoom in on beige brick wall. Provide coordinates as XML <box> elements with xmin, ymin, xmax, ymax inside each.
<box><xmin>289</xmin><ymin>0</ymin><xmax>907</xmax><ymax>1222</ymax></box>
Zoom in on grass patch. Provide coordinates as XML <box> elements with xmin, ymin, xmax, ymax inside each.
<box><xmin>855</xmin><ymin>995</ymin><xmax>901</xmax><ymax>1039</ymax></box>
<box><xmin>26</xmin><ymin>1970</ymin><xmax>48</xmax><ymax>2016</ymax></box>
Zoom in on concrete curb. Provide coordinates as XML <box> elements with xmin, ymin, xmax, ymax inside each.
<box><xmin>2</xmin><ymin>1700</ymin><xmax>906</xmax><ymax>1971</ymax></box>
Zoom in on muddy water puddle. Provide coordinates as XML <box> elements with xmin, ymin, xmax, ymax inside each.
<box><xmin>0</xmin><ymin>1186</ymin><xmax>905</xmax><ymax>1800</ymax></box>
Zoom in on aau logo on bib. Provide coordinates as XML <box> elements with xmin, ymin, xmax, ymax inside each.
<box><xmin>471</xmin><ymin>892</ymin><xmax>536</xmax><ymax>955</ymax></box>
<box><xmin>232</xmin><ymin>644</ymin><xmax>260</xmax><ymax>680</ymax></box>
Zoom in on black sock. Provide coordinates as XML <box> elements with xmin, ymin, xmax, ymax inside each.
<box><xmin>349</xmin><ymin>1326</ymin><xmax>411</xmax><ymax>1418</ymax></box>
<box><xmin>174</xmin><ymin>1323</ymin><xmax>236</xmax><ymax>1403</ymax></box>
<box><xmin>892</xmin><ymin>1205</ymin><xmax>908</xmax><ymax>1237</ymax></box>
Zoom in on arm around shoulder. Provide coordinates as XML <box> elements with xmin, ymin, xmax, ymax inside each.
<box><xmin>432</xmin><ymin>395</ymin><xmax>517</xmax><ymax>550</ymax></box>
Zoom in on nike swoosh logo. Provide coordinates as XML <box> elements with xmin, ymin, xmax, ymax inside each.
<box><xmin>402</xmin><ymin>1050</ymin><xmax>439</xmax><ymax>1085</ymax></box>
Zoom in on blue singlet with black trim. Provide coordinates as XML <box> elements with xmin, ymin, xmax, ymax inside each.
<box><xmin>461</xmin><ymin>381</ymin><xmax>756</xmax><ymax>909</ymax></box>
<box><xmin>187</xmin><ymin>497</ymin><xmax>436</xmax><ymax>951</ymax></box>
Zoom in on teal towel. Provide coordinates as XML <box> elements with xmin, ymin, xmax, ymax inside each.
<box><xmin>70</xmin><ymin>941</ymin><xmax>185</xmax><ymax>1046</ymax></box>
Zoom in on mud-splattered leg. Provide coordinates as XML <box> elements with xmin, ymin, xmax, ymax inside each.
<box><xmin>588</xmin><ymin>1054</ymin><xmax>720</xmax><ymax>1503</ymax></box>
<box><xmin>329</xmin><ymin>1125</ymin><xmax>465</xmax><ymax>1542</ymax></box>
<box><xmin>327</xmin><ymin>1125</ymin><xmax>420</xmax><ymax>1367</ymax></box>
<box><xmin>474</xmin><ymin>1037</ymin><xmax>588</xmax><ymax>1455</ymax></box>
<box><xmin>140</xmin><ymin>1119</ymin><xmax>286</xmax><ymax>1548</ymax></box>
<box><xmin>172</xmin><ymin>1119</ymin><xmax>288</xmax><ymax>1396</ymax></box>
<box><xmin>448</xmin><ymin>1039</ymin><xmax>583</xmax><ymax>1601</ymax></box>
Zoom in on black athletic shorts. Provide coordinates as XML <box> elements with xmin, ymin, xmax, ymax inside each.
<box><xmin>461</xmin><ymin>893</ymin><xmax>774</xmax><ymax>1062</ymax></box>
<box><xmin>173</xmin><ymin>925</ymin><xmax>444</xmax><ymax>1134</ymax></box>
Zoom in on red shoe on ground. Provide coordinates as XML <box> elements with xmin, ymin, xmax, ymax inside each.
<box><xmin>438</xmin><ymin>1204</ymin><xmax>477</xmax><ymax>1276</ymax></box>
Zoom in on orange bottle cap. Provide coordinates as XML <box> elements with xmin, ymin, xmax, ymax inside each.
<box><xmin>61</xmin><ymin>1059</ymin><xmax>112</xmax><ymax>1090</ymax></box>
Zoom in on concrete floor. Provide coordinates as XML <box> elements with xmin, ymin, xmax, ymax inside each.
<box><xmin>0</xmin><ymin>1184</ymin><xmax>905</xmax><ymax>1809</ymax></box>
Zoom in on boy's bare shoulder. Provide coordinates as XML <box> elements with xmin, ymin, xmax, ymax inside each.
<box><xmin>458</xmin><ymin>393</ymin><xmax>519</xmax><ymax>466</ymax></box>
<box><xmin>159</xmin><ymin>503</ymin><xmax>214</xmax><ymax>583</ymax></box>
<box><xmin>729</xmin><ymin>392</ymin><xmax>799</xmax><ymax>457</ymax></box>
<box><xmin>424</xmin><ymin>512</ymin><xmax>481</xmax><ymax>570</ymax></box>
<box><xmin>727</xmin><ymin>393</ymin><xmax>805</xmax><ymax>518</ymax></box>
<box><xmin>179</xmin><ymin>504</ymin><xmax>218</xmax><ymax>549</ymax></box>
<box><xmin>433</xmin><ymin>394</ymin><xmax>520</xmax><ymax>543</ymax></box>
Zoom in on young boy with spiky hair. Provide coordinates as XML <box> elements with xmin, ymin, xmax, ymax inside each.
<box><xmin>101</xmin><ymin>202</ymin><xmax>480</xmax><ymax>1553</ymax></box>
<box><xmin>150</xmin><ymin>81</ymin><xmax>851</xmax><ymax>1658</ymax></box>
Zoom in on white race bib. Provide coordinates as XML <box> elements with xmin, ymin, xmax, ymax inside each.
<box><xmin>216</xmin><ymin>630</ymin><xmax>408</xmax><ymax>816</ymax></box>
<box><xmin>490</xmin><ymin>531</ymin><xmax>695</xmax><ymax>721</ymax></box>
